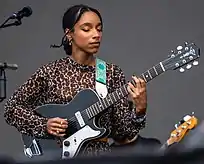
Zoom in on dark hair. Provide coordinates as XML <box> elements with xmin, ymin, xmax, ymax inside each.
<box><xmin>50</xmin><ymin>4</ymin><xmax>103</xmax><ymax>55</ymax></box>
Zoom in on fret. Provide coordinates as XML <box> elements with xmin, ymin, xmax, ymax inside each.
<box><xmin>142</xmin><ymin>72</ymin><xmax>152</xmax><ymax>82</ymax></box>
<box><xmin>159</xmin><ymin>62</ymin><xmax>165</xmax><ymax>72</ymax></box>
<box><xmin>113</xmin><ymin>92</ymin><xmax>119</xmax><ymax>100</ymax></box>
<box><xmin>100</xmin><ymin>99</ymin><xmax>107</xmax><ymax>109</ymax></box>
<box><xmin>84</xmin><ymin>60</ymin><xmax>167</xmax><ymax>119</ymax></box>
<box><xmin>91</xmin><ymin>105</ymin><xmax>97</xmax><ymax>116</ymax></box>
<box><xmin>96</xmin><ymin>102</ymin><xmax>103</xmax><ymax>113</ymax></box>
<box><xmin>147</xmin><ymin>70</ymin><xmax>152</xmax><ymax>79</ymax></box>
<box><xmin>93</xmin><ymin>104</ymin><xmax>99</xmax><ymax>114</ymax></box>
<box><xmin>112</xmin><ymin>92</ymin><xmax>117</xmax><ymax>102</ymax></box>
<box><xmin>149</xmin><ymin>67</ymin><xmax>157</xmax><ymax>79</ymax></box>
<box><xmin>155</xmin><ymin>63</ymin><xmax>164</xmax><ymax>75</ymax></box>
<box><xmin>121</xmin><ymin>86</ymin><xmax>128</xmax><ymax>96</ymax></box>
<box><xmin>119</xmin><ymin>88</ymin><xmax>124</xmax><ymax>97</ymax></box>
<box><xmin>93</xmin><ymin>103</ymin><xmax>100</xmax><ymax>114</ymax></box>
<box><xmin>108</xmin><ymin>94</ymin><xmax>114</xmax><ymax>104</ymax></box>
<box><xmin>88</xmin><ymin>106</ymin><xmax>94</xmax><ymax>118</ymax></box>
<box><xmin>103</xmin><ymin>96</ymin><xmax>110</xmax><ymax>107</ymax></box>
<box><xmin>153</xmin><ymin>66</ymin><xmax>158</xmax><ymax>75</ymax></box>
<box><xmin>141</xmin><ymin>73</ymin><xmax>147</xmax><ymax>82</ymax></box>
<box><xmin>111</xmin><ymin>94</ymin><xmax>116</xmax><ymax>104</ymax></box>
<box><xmin>116</xmin><ymin>91</ymin><xmax>122</xmax><ymax>99</ymax></box>
<box><xmin>86</xmin><ymin>108</ymin><xmax>91</xmax><ymax>118</ymax></box>
<box><xmin>107</xmin><ymin>95</ymin><xmax>114</xmax><ymax>104</ymax></box>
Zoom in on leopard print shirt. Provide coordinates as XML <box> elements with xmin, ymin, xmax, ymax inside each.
<box><xmin>4</xmin><ymin>56</ymin><xmax>146</xmax><ymax>156</ymax></box>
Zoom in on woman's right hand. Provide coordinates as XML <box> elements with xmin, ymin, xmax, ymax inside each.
<box><xmin>47</xmin><ymin>117</ymin><xmax>68</xmax><ymax>137</ymax></box>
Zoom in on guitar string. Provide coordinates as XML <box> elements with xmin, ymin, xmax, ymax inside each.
<box><xmin>66</xmin><ymin>70</ymin><xmax>158</xmax><ymax>126</ymax></box>
<box><xmin>66</xmin><ymin>91</ymin><xmax>123</xmax><ymax>127</ymax></box>
<box><xmin>64</xmin><ymin>53</ymin><xmax>189</xmax><ymax>126</ymax></box>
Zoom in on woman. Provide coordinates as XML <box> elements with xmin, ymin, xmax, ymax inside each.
<box><xmin>4</xmin><ymin>4</ymin><xmax>147</xmax><ymax>157</ymax></box>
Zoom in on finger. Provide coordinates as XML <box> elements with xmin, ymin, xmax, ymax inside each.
<box><xmin>48</xmin><ymin>130</ymin><xmax>66</xmax><ymax>137</ymax></box>
<box><xmin>132</xmin><ymin>76</ymin><xmax>141</xmax><ymax>88</ymax></box>
<box><xmin>138</xmin><ymin>78</ymin><xmax>146</xmax><ymax>88</ymax></box>
<box><xmin>127</xmin><ymin>86</ymin><xmax>136</xmax><ymax>98</ymax></box>
<box><xmin>128</xmin><ymin>81</ymin><xmax>140</xmax><ymax>96</ymax></box>
<box><xmin>52</xmin><ymin>118</ymin><xmax>68</xmax><ymax>125</ymax></box>
<box><xmin>50</xmin><ymin>122</ymin><xmax>68</xmax><ymax>129</ymax></box>
<box><xmin>128</xmin><ymin>81</ymin><xmax>136</xmax><ymax>91</ymax></box>
<box><xmin>129</xmin><ymin>82</ymin><xmax>141</xmax><ymax>97</ymax></box>
<box><xmin>51</xmin><ymin>127</ymin><xmax>66</xmax><ymax>133</ymax></box>
<box><xmin>55</xmin><ymin>133</ymin><xmax>66</xmax><ymax>137</ymax></box>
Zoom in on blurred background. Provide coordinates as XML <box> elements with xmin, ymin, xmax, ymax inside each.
<box><xmin>0</xmin><ymin>0</ymin><xmax>203</xmax><ymax>159</ymax></box>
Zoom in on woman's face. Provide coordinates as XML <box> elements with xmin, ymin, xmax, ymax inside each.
<box><xmin>68</xmin><ymin>11</ymin><xmax>102</xmax><ymax>54</ymax></box>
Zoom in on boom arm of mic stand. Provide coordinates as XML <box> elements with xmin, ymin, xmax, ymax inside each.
<box><xmin>0</xmin><ymin>17</ymin><xmax>22</xmax><ymax>29</ymax></box>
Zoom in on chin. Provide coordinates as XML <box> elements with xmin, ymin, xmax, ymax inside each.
<box><xmin>87</xmin><ymin>48</ymin><xmax>100</xmax><ymax>54</ymax></box>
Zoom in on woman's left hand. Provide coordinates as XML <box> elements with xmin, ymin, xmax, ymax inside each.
<box><xmin>127</xmin><ymin>76</ymin><xmax>147</xmax><ymax>115</ymax></box>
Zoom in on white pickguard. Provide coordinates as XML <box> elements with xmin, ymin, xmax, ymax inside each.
<box><xmin>62</xmin><ymin>125</ymin><xmax>101</xmax><ymax>158</ymax></box>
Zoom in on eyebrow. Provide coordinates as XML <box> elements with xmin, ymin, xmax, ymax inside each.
<box><xmin>80</xmin><ymin>22</ymin><xmax>102</xmax><ymax>27</ymax></box>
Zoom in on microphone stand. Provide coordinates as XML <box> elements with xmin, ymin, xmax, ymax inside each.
<box><xmin>0</xmin><ymin>68</ymin><xmax>6</xmax><ymax>103</ymax></box>
<box><xmin>0</xmin><ymin>16</ymin><xmax>20</xmax><ymax>103</ymax></box>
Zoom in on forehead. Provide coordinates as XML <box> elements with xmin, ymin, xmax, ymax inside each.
<box><xmin>77</xmin><ymin>11</ymin><xmax>101</xmax><ymax>25</ymax></box>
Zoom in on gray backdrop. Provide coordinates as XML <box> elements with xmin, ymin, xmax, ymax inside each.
<box><xmin>0</xmin><ymin>0</ymin><xmax>204</xmax><ymax>159</ymax></box>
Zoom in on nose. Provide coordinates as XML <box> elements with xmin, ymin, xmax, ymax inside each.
<box><xmin>92</xmin><ymin>29</ymin><xmax>101</xmax><ymax>40</ymax></box>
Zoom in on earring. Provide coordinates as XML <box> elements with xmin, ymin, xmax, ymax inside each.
<box><xmin>69</xmin><ymin>39</ymin><xmax>72</xmax><ymax>45</ymax></box>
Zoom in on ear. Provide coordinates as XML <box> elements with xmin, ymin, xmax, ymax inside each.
<box><xmin>65</xmin><ymin>28</ymin><xmax>73</xmax><ymax>42</ymax></box>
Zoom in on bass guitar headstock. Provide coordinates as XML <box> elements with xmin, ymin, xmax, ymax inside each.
<box><xmin>167</xmin><ymin>113</ymin><xmax>198</xmax><ymax>146</ymax></box>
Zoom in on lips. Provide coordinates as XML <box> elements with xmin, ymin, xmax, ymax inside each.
<box><xmin>90</xmin><ymin>42</ymin><xmax>100</xmax><ymax>45</ymax></box>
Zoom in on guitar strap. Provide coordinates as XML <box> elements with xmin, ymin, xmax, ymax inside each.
<box><xmin>95</xmin><ymin>58</ymin><xmax>108</xmax><ymax>98</ymax></box>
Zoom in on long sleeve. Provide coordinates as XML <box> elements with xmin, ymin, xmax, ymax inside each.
<box><xmin>110</xmin><ymin>65</ymin><xmax>146</xmax><ymax>141</ymax></box>
<box><xmin>4</xmin><ymin>66</ymin><xmax>50</xmax><ymax>138</ymax></box>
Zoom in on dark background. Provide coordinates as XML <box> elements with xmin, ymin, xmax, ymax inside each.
<box><xmin>0</xmin><ymin>0</ymin><xmax>204</xmax><ymax>159</ymax></box>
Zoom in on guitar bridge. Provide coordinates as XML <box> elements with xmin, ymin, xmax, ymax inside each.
<box><xmin>23</xmin><ymin>139</ymin><xmax>42</xmax><ymax>158</ymax></box>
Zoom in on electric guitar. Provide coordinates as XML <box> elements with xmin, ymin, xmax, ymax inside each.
<box><xmin>160</xmin><ymin>114</ymin><xmax>198</xmax><ymax>151</ymax></box>
<box><xmin>22</xmin><ymin>42</ymin><xmax>200</xmax><ymax>159</ymax></box>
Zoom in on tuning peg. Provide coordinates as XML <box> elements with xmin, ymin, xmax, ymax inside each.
<box><xmin>193</xmin><ymin>60</ymin><xmax>199</xmax><ymax>66</ymax></box>
<box><xmin>184</xmin><ymin>42</ymin><xmax>188</xmax><ymax>46</ymax></box>
<box><xmin>175</xmin><ymin>124</ymin><xmax>178</xmax><ymax>129</ymax></box>
<box><xmin>192</xmin><ymin>112</ymin><xmax>195</xmax><ymax>115</ymax></box>
<box><xmin>168</xmin><ymin>50</ymin><xmax>174</xmax><ymax>57</ymax></box>
<box><xmin>179</xmin><ymin>67</ymin><xmax>185</xmax><ymax>72</ymax></box>
<box><xmin>186</xmin><ymin>64</ymin><xmax>192</xmax><ymax>69</ymax></box>
<box><xmin>177</xmin><ymin>45</ymin><xmax>183</xmax><ymax>50</ymax></box>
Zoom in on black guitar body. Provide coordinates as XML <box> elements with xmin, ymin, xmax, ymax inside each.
<box><xmin>21</xmin><ymin>42</ymin><xmax>200</xmax><ymax>159</ymax></box>
<box><xmin>22</xmin><ymin>89</ymin><xmax>108</xmax><ymax>159</ymax></box>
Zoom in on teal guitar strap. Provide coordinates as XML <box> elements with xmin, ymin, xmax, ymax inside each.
<box><xmin>95</xmin><ymin>58</ymin><xmax>108</xmax><ymax>98</ymax></box>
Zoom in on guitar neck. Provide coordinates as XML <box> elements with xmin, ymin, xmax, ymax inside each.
<box><xmin>86</xmin><ymin>62</ymin><xmax>166</xmax><ymax>119</ymax></box>
<box><xmin>159</xmin><ymin>141</ymin><xmax>169</xmax><ymax>151</ymax></box>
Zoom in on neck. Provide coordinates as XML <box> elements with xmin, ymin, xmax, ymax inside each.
<box><xmin>71</xmin><ymin>48</ymin><xmax>95</xmax><ymax>66</ymax></box>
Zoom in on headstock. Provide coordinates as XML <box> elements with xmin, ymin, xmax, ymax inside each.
<box><xmin>167</xmin><ymin>114</ymin><xmax>198</xmax><ymax>146</ymax></box>
<box><xmin>162</xmin><ymin>42</ymin><xmax>200</xmax><ymax>73</ymax></box>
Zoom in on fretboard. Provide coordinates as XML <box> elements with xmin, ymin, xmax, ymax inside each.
<box><xmin>85</xmin><ymin>62</ymin><xmax>165</xmax><ymax>119</ymax></box>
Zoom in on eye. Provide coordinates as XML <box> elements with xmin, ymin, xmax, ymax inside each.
<box><xmin>82</xmin><ymin>29</ymin><xmax>90</xmax><ymax>32</ymax></box>
<box><xmin>96</xmin><ymin>25</ymin><xmax>103</xmax><ymax>32</ymax></box>
<box><xmin>97</xmin><ymin>28</ymin><xmax>102</xmax><ymax>32</ymax></box>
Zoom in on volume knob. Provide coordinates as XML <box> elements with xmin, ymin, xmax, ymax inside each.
<box><xmin>64</xmin><ymin>151</ymin><xmax>70</xmax><ymax>157</ymax></box>
<box><xmin>64</xmin><ymin>141</ymin><xmax>70</xmax><ymax>146</ymax></box>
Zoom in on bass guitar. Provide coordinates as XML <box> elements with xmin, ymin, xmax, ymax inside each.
<box><xmin>160</xmin><ymin>114</ymin><xmax>198</xmax><ymax>151</ymax></box>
